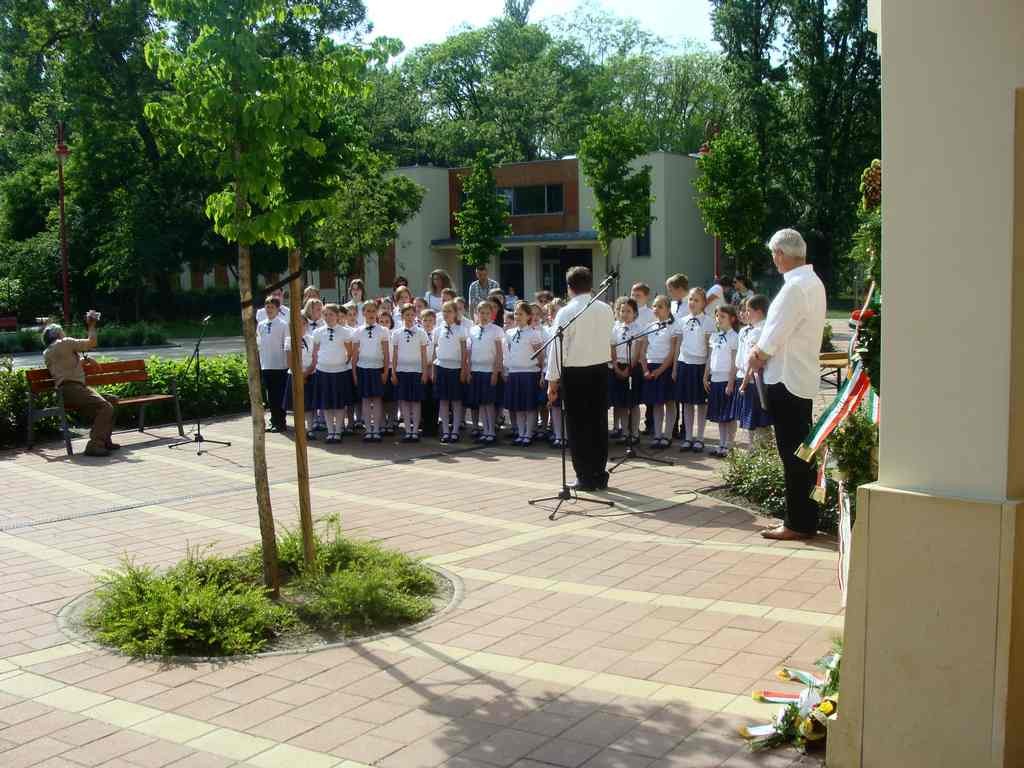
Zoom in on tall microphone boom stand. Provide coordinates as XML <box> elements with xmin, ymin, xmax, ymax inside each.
<box><xmin>528</xmin><ymin>274</ymin><xmax>617</xmax><ymax>521</ymax></box>
<box><xmin>609</xmin><ymin>323</ymin><xmax>674</xmax><ymax>473</ymax></box>
<box><xmin>168</xmin><ymin>316</ymin><xmax>231</xmax><ymax>455</ymax></box>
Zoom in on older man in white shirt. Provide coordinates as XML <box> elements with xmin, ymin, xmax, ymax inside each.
<box><xmin>748</xmin><ymin>229</ymin><xmax>827</xmax><ymax>540</ymax></box>
<box><xmin>547</xmin><ymin>267</ymin><xmax>616</xmax><ymax>491</ymax></box>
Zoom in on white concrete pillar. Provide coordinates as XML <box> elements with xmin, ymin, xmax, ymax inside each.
<box><xmin>829</xmin><ymin>3</ymin><xmax>1024</xmax><ymax>766</ymax></box>
<box><xmin>523</xmin><ymin>246</ymin><xmax>541</xmax><ymax>298</ymax></box>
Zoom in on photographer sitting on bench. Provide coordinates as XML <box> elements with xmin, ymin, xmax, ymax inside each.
<box><xmin>42</xmin><ymin>311</ymin><xmax>118</xmax><ymax>457</ymax></box>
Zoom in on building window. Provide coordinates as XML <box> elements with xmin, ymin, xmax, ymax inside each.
<box><xmin>460</xmin><ymin>183</ymin><xmax>566</xmax><ymax>216</ymax></box>
<box><xmin>545</xmin><ymin>184</ymin><xmax>563</xmax><ymax>213</ymax></box>
<box><xmin>635</xmin><ymin>224</ymin><xmax>651</xmax><ymax>257</ymax></box>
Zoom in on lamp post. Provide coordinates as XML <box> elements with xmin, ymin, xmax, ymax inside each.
<box><xmin>55</xmin><ymin>122</ymin><xmax>71</xmax><ymax>325</ymax></box>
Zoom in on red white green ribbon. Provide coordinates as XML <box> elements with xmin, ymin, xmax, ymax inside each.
<box><xmin>811</xmin><ymin>446</ymin><xmax>829</xmax><ymax>503</ymax></box>
<box><xmin>838</xmin><ymin>480</ymin><xmax>853</xmax><ymax>606</ymax></box>
<box><xmin>866</xmin><ymin>387</ymin><xmax>880</xmax><ymax>424</ymax></box>
<box><xmin>797</xmin><ymin>363</ymin><xmax>871</xmax><ymax>461</ymax></box>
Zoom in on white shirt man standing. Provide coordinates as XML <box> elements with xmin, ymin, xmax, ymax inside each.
<box><xmin>748</xmin><ymin>229</ymin><xmax>827</xmax><ymax>540</ymax></box>
<box><xmin>546</xmin><ymin>267</ymin><xmax>616</xmax><ymax>491</ymax></box>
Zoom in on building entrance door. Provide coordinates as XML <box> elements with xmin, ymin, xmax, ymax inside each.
<box><xmin>540</xmin><ymin>247</ymin><xmax>593</xmax><ymax>296</ymax></box>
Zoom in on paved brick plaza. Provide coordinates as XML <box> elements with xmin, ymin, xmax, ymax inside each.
<box><xmin>0</xmin><ymin>417</ymin><xmax>838</xmax><ymax>767</ymax></box>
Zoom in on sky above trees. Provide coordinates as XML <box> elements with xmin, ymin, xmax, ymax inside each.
<box><xmin>364</xmin><ymin>0</ymin><xmax>716</xmax><ymax>53</ymax></box>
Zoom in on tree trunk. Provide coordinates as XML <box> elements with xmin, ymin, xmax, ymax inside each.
<box><xmin>236</xmin><ymin>199</ymin><xmax>280</xmax><ymax>596</ymax></box>
<box><xmin>288</xmin><ymin>246</ymin><xmax>316</xmax><ymax>566</ymax></box>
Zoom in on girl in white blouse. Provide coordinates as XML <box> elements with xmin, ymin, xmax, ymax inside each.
<box><xmin>503</xmin><ymin>301</ymin><xmax>543</xmax><ymax>446</ymax></box>
<box><xmin>704</xmin><ymin>304</ymin><xmax>740</xmax><ymax>456</ymax></box>
<box><xmin>642</xmin><ymin>295</ymin><xmax>679</xmax><ymax>449</ymax></box>
<box><xmin>434</xmin><ymin>301</ymin><xmax>469</xmax><ymax>443</ymax></box>
<box><xmin>466</xmin><ymin>301</ymin><xmax>505</xmax><ymax>444</ymax></box>
<box><xmin>350</xmin><ymin>302</ymin><xmax>390</xmax><ymax>442</ymax></box>
<box><xmin>672</xmin><ymin>287</ymin><xmax>716</xmax><ymax>452</ymax></box>
<box><xmin>310</xmin><ymin>304</ymin><xmax>354</xmax><ymax>443</ymax></box>
<box><xmin>390</xmin><ymin>304</ymin><xmax>430</xmax><ymax>443</ymax></box>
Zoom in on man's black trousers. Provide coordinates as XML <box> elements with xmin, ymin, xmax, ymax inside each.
<box><xmin>766</xmin><ymin>382</ymin><xmax>819</xmax><ymax>534</ymax></box>
<box><xmin>562</xmin><ymin>363</ymin><xmax>609</xmax><ymax>486</ymax></box>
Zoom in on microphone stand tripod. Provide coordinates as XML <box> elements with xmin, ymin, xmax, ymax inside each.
<box><xmin>168</xmin><ymin>317</ymin><xmax>232</xmax><ymax>455</ymax></box>
<box><xmin>528</xmin><ymin>275</ymin><xmax>617</xmax><ymax>521</ymax></box>
<box><xmin>609</xmin><ymin>323</ymin><xmax>674</xmax><ymax>473</ymax></box>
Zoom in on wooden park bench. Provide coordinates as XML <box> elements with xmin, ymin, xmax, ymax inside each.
<box><xmin>26</xmin><ymin>359</ymin><xmax>184</xmax><ymax>455</ymax></box>
<box><xmin>820</xmin><ymin>351</ymin><xmax>850</xmax><ymax>390</ymax></box>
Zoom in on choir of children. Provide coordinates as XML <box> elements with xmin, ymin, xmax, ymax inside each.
<box><xmin>257</xmin><ymin>275</ymin><xmax>775</xmax><ymax>455</ymax></box>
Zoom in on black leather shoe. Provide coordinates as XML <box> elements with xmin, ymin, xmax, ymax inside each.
<box><xmin>570</xmin><ymin>481</ymin><xmax>598</xmax><ymax>493</ymax></box>
<box><xmin>595</xmin><ymin>473</ymin><xmax>609</xmax><ymax>491</ymax></box>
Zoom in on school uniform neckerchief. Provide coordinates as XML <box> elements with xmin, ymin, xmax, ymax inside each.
<box><xmin>686</xmin><ymin>316</ymin><xmax>702</xmax><ymax>332</ymax></box>
<box><xmin>713</xmin><ymin>331</ymin><xmax>728</xmax><ymax>348</ymax></box>
<box><xmin>443</xmin><ymin>324</ymin><xmax>453</xmax><ymax>339</ymax></box>
<box><xmin>365</xmin><ymin>324</ymin><xmax>375</xmax><ymax>339</ymax></box>
<box><xmin>403</xmin><ymin>328</ymin><xmax>414</xmax><ymax>341</ymax></box>
<box><xmin>512</xmin><ymin>329</ymin><xmax>522</xmax><ymax>344</ymax></box>
<box><xmin>327</xmin><ymin>327</ymin><xmax>335</xmax><ymax>342</ymax></box>
<box><xmin>262</xmin><ymin>320</ymin><xmax>273</xmax><ymax>335</ymax></box>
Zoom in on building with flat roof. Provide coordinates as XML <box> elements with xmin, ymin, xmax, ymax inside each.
<box><xmin>179</xmin><ymin>152</ymin><xmax>715</xmax><ymax>302</ymax></box>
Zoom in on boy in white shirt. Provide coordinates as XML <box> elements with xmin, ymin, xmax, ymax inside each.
<box><xmin>256</xmin><ymin>297</ymin><xmax>289</xmax><ymax>433</ymax></box>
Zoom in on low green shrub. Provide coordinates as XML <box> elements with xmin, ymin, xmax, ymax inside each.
<box><xmin>299</xmin><ymin>566</ymin><xmax>434</xmax><ymax>632</ymax></box>
<box><xmin>0</xmin><ymin>354</ymin><xmax>251</xmax><ymax>448</ymax></box>
<box><xmin>721</xmin><ymin>443</ymin><xmax>839</xmax><ymax>533</ymax></box>
<box><xmin>0</xmin><ymin>323</ymin><xmax>169</xmax><ymax>354</ymax></box>
<box><xmin>85</xmin><ymin>526</ymin><xmax>438</xmax><ymax>658</ymax></box>
<box><xmin>85</xmin><ymin>553</ymin><xmax>294</xmax><ymax>657</ymax></box>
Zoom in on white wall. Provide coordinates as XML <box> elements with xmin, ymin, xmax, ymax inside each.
<box><xmin>388</xmin><ymin>166</ymin><xmax>452</xmax><ymax>298</ymax></box>
<box><xmin>880</xmin><ymin>0</ymin><xmax>1023</xmax><ymax>500</ymax></box>
<box><xmin>607</xmin><ymin>152</ymin><xmax>715</xmax><ymax>298</ymax></box>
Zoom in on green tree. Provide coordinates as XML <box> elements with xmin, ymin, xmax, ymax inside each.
<box><xmin>454</xmin><ymin>151</ymin><xmax>510</xmax><ymax>269</ymax></box>
<box><xmin>144</xmin><ymin>0</ymin><xmax>375</xmax><ymax>593</ymax></box>
<box><xmin>693</xmin><ymin>130</ymin><xmax>767</xmax><ymax>276</ymax></box>
<box><xmin>313</xmin><ymin>155</ymin><xmax>425</xmax><ymax>280</ymax></box>
<box><xmin>577</xmin><ymin>110</ymin><xmax>653</xmax><ymax>286</ymax></box>
<box><xmin>782</xmin><ymin>0</ymin><xmax>880</xmax><ymax>289</ymax></box>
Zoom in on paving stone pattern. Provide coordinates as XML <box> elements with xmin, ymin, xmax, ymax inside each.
<box><xmin>0</xmin><ymin>416</ymin><xmax>837</xmax><ymax>767</ymax></box>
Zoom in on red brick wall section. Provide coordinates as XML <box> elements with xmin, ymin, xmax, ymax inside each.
<box><xmin>449</xmin><ymin>159</ymin><xmax>580</xmax><ymax>238</ymax></box>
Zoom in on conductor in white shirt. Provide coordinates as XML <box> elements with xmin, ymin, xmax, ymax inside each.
<box><xmin>546</xmin><ymin>267</ymin><xmax>616</xmax><ymax>492</ymax></box>
<box><xmin>747</xmin><ymin>229</ymin><xmax>827</xmax><ymax>540</ymax></box>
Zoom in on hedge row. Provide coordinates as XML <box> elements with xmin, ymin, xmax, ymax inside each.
<box><xmin>0</xmin><ymin>354</ymin><xmax>251</xmax><ymax>449</ymax></box>
<box><xmin>0</xmin><ymin>323</ymin><xmax>169</xmax><ymax>354</ymax></box>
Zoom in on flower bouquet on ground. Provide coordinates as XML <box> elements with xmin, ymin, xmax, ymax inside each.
<box><xmin>739</xmin><ymin>648</ymin><xmax>841</xmax><ymax>753</ymax></box>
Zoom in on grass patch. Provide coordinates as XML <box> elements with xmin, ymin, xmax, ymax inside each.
<box><xmin>85</xmin><ymin>518</ymin><xmax>438</xmax><ymax>657</ymax></box>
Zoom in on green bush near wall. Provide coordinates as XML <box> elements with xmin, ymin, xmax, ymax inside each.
<box><xmin>0</xmin><ymin>354</ymin><xmax>251</xmax><ymax>449</ymax></box>
<box><xmin>0</xmin><ymin>323</ymin><xmax>169</xmax><ymax>354</ymax></box>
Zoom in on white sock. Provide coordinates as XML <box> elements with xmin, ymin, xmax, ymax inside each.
<box><xmin>683</xmin><ymin>404</ymin><xmax>695</xmax><ymax>441</ymax></box>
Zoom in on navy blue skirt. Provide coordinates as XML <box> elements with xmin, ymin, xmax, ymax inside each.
<box><xmin>434</xmin><ymin>366</ymin><xmax>463</xmax><ymax>401</ymax></box>
<box><xmin>395</xmin><ymin>371</ymin><xmax>424</xmax><ymax>402</ymax></box>
<box><xmin>609</xmin><ymin>363</ymin><xmax>643</xmax><ymax>408</ymax></box>
<box><xmin>465</xmin><ymin>371</ymin><xmax>497</xmax><ymax>407</ymax></box>
<box><xmin>313</xmin><ymin>370</ymin><xmax>354</xmax><ymax>410</ymax></box>
<box><xmin>356</xmin><ymin>366</ymin><xmax>384</xmax><ymax>399</ymax></box>
<box><xmin>282</xmin><ymin>372</ymin><xmax>315</xmax><ymax>411</ymax></box>
<box><xmin>642</xmin><ymin>362</ymin><xmax>674</xmax><ymax>405</ymax></box>
<box><xmin>707</xmin><ymin>380</ymin><xmax>739</xmax><ymax>423</ymax></box>
<box><xmin>504</xmin><ymin>371</ymin><xmax>540</xmax><ymax>411</ymax></box>
<box><xmin>738</xmin><ymin>380</ymin><xmax>773</xmax><ymax>429</ymax></box>
<box><xmin>675</xmin><ymin>361</ymin><xmax>707</xmax><ymax>405</ymax></box>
